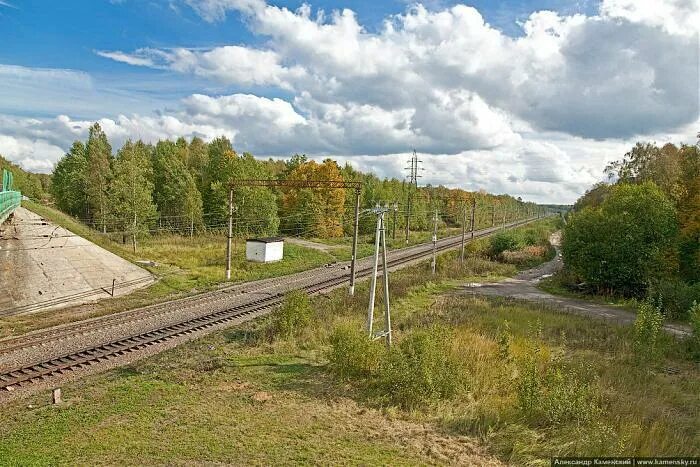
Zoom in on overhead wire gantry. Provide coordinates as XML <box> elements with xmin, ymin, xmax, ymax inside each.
<box><xmin>226</xmin><ymin>179</ymin><xmax>363</xmax><ymax>295</ymax></box>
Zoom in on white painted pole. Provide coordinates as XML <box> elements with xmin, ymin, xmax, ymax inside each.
<box><xmin>366</xmin><ymin>208</ymin><xmax>382</xmax><ymax>338</ymax></box>
<box><xmin>380</xmin><ymin>213</ymin><xmax>391</xmax><ymax>348</ymax></box>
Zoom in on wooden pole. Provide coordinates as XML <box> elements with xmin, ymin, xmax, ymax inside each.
<box><xmin>349</xmin><ymin>188</ymin><xmax>361</xmax><ymax>296</ymax></box>
<box><xmin>225</xmin><ymin>189</ymin><xmax>233</xmax><ymax>280</ymax></box>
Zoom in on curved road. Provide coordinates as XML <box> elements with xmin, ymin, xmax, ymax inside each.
<box><xmin>460</xmin><ymin>233</ymin><xmax>691</xmax><ymax>337</ymax></box>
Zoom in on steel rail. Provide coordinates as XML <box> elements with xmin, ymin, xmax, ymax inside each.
<box><xmin>0</xmin><ymin>217</ymin><xmax>539</xmax><ymax>392</ymax></box>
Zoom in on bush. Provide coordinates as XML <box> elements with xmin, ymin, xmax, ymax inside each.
<box><xmin>501</xmin><ymin>245</ymin><xmax>548</xmax><ymax>266</ymax></box>
<box><xmin>647</xmin><ymin>279</ymin><xmax>700</xmax><ymax>320</ymax></box>
<box><xmin>327</xmin><ymin>324</ymin><xmax>384</xmax><ymax>379</ymax></box>
<box><xmin>379</xmin><ymin>327</ymin><xmax>463</xmax><ymax>409</ymax></box>
<box><xmin>488</xmin><ymin>231</ymin><xmax>521</xmax><ymax>259</ymax></box>
<box><xmin>517</xmin><ymin>357</ymin><xmax>600</xmax><ymax>426</ymax></box>
<box><xmin>274</xmin><ymin>290</ymin><xmax>313</xmax><ymax>338</ymax></box>
<box><xmin>688</xmin><ymin>302</ymin><xmax>700</xmax><ymax>359</ymax></box>
<box><xmin>562</xmin><ymin>182</ymin><xmax>678</xmax><ymax>296</ymax></box>
<box><xmin>521</xmin><ymin>225</ymin><xmax>549</xmax><ymax>246</ymax></box>
<box><xmin>633</xmin><ymin>301</ymin><xmax>665</xmax><ymax>362</ymax></box>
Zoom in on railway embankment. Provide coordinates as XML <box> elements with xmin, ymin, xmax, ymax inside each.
<box><xmin>0</xmin><ymin>207</ymin><xmax>153</xmax><ymax>316</ymax></box>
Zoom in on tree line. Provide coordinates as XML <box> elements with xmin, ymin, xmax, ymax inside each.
<box><xmin>562</xmin><ymin>139</ymin><xmax>700</xmax><ymax>318</ymax></box>
<box><xmin>0</xmin><ymin>156</ymin><xmax>50</xmax><ymax>199</ymax></box>
<box><xmin>28</xmin><ymin>123</ymin><xmax>536</xmax><ymax>245</ymax></box>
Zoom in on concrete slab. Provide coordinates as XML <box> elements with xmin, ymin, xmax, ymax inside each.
<box><xmin>0</xmin><ymin>207</ymin><xmax>153</xmax><ymax>316</ymax></box>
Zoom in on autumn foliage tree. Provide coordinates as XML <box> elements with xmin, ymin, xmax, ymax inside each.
<box><xmin>281</xmin><ymin>158</ymin><xmax>346</xmax><ymax>238</ymax></box>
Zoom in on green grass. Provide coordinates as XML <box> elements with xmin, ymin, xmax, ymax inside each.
<box><xmin>538</xmin><ymin>271</ymin><xmax>639</xmax><ymax>312</ymax></box>
<box><xmin>2</xmin><ymin>227</ymin><xmax>697</xmax><ymax>464</ymax></box>
<box><xmin>0</xmin><ymin>221</ymin><xmax>560</xmax><ymax>465</ymax></box>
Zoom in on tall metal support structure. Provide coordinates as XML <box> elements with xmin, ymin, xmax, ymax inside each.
<box><xmin>366</xmin><ymin>205</ymin><xmax>392</xmax><ymax>348</ymax></box>
<box><xmin>392</xmin><ymin>201</ymin><xmax>398</xmax><ymax>240</ymax></box>
<box><xmin>491</xmin><ymin>203</ymin><xmax>496</xmax><ymax>227</ymax></box>
<box><xmin>431</xmin><ymin>209</ymin><xmax>438</xmax><ymax>275</ymax></box>
<box><xmin>226</xmin><ymin>179</ymin><xmax>363</xmax><ymax>293</ymax></box>
<box><xmin>404</xmin><ymin>150</ymin><xmax>422</xmax><ymax>244</ymax></box>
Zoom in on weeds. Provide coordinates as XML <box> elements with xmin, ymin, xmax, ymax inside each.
<box><xmin>327</xmin><ymin>324</ymin><xmax>384</xmax><ymax>379</ymax></box>
<box><xmin>633</xmin><ymin>301</ymin><xmax>665</xmax><ymax>363</ymax></box>
<box><xmin>380</xmin><ymin>327</ymin><xmax>463</xmax><ymax>409</ymax></box>
<box><xmin>273</xmin><ymin>290</ymin><xmax>313</xmax><ymax>338</ymax></box>
<box><xmin>688</xmin><ymin>301</ymin><xmax>700</xmax><ymax>359</ymax></box>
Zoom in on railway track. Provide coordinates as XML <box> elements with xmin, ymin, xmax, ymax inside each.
<box><xmin>0</xmin><ymin>218</ymin><xmax>539</xmax><ymax>394</ymax></box>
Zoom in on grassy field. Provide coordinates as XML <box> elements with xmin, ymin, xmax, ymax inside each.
<box><xmin>4</xmin><ymin>218</ymin><xmax>695</xmax><ymax>465</ymax></box>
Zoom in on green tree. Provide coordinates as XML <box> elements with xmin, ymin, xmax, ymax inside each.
<box><xmin>562</xmin><ymin>182</ymin><xmax>678</xmax><ymax>295</ymax></box>
<box><xmin>50</xmin><ymin>142</ymin><xmax>88</xmax><ymax>217</ymax></box>
<box><xmin>109</xmin><ymin>140</ymin><xmax>157</xmax><ymax>252</ymax></box>
<box><xmin>187</xmin><ymin>136</ymin><xmax>209</xmax><ymax>195</ymax></box>
<box><xmin>209</xmin><ymin>152</ymin><xmax>279</xmax><ymax>236</ymax></box>
<box><xmin>84</xmin><ymin>123</ymin><xmax>113</xmax><ymax>232</ymax></box>
<box><xmin>152</xmin><ymin>140</ymin><xmax>204</xmax><ymax>233</ymax></box>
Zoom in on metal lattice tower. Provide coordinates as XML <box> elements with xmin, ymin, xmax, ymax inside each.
<box><xmin>404</xmin><ymin>150</ymin><xmax>423</xmax><ymax>243</ymax></box>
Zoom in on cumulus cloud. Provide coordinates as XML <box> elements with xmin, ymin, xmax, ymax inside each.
<box><xmin>0</xmin><ymin>134</ymin><xmax>63</xmax><ymax>172</ymax></box>
<box><xmin>98</xmin><ymin>46</ymin><xmax>306</xmax><ymax>89</ymax></box>
<box><xmin>600</xmin><ymin>0</ymin><xmax>700</xmax><ymax>36</ymax></box>
<box><xmin>99</xmin><ymin>0</ymin><xmax>698</xmax><ymax>142</ymax></box>
<box><xmin>3</xmin><ymin>0</ymin><xmax>698</xmax><ymax>204</ymax></box>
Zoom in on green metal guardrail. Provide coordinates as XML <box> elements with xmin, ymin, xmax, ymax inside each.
<box><xmin>1</xmin><ymin>169</ymin><xmax>21</xmax><ymax>224</ymax></box>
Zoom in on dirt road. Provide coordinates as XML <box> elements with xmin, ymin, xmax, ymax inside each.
<box><xmin>459</xmin><ymin>233</ymin><xmax>691</xmax><ymax>337</ymax></box>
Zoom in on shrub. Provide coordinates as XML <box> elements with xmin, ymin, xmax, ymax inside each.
<box><xmin>647</xmin><ymin>279</ymin><xmax>700</xmax><ymax>320</ymax></box>
<box><xmin>379</xmin><ymin>327</ymin><xmax>463</xmax><ymax>409</ymax></box>
<box><xmin>274</xmin><ymin>290</ymin><xmax>313</xmax><ymax>338</ymax></box>
<box><xmin>501</xmin><ymin>245</ymin><xmax>548</xmax><ymax>266</ymax></box>
<box><xmin>633</xmin><ymin>301</ymin><xmax>665</xmax><ymax>362</ymax></box>
<box><xmin>488</xmin><ymin>231</ymin><xmax>521</xmax><ymax>259</ymax></box>
<box><xmin>517</xmin><ymin>357</ymin><xmax>600</xmax><ymax>426</ymax></box>
<box><xmin>327</xmin><ymin>324</ymin><xmax>383</xmax><ymax>379</ymax></box>
<box><xmin>562</xmin><ymin>182</ymin><xmax>678</xmax><ymax>296</ymax></box>
<box><xmin>688</xmin><ymin>302</ymin><xmax>700</xmax><ymax>359</ymax></box>
<box><xmin>521</xmin><ymin>225</ymin><xmax>549</xmax><ymax>246</ymax></box>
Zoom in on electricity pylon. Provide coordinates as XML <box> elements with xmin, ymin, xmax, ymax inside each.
<box><xmin>366</xmin><ymin>204</ymin><xmax>392</xmax><ymax>348</ymax></box>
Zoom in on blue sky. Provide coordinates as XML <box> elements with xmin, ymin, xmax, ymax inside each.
<box><xmin>1</xmin><ymin>0</ymin><xmax>596</xmax><ymax>115</ymax></box>
<box><xmin>0</xmin><ymin>0</ymin><xmax>697</xmax><ymax>203</ymax></box>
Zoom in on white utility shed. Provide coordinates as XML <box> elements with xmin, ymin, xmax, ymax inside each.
<box><xmin>246</xmin><ymin>237</ymin><xmax>284</xmax><ymax>263</ymax></box>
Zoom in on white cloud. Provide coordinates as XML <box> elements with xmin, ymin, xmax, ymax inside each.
<box><xmin>0</xmin><ymin>134</ymin><xmax>63</xmax><ymax>172</ymax></box>
<box><xmin>98</xmin><ymin>0</ymin><xmax>698</xmax><ymax>141</ymax></box>
<box><xmin>98</xmin><ymin>46</ymin><xmax>306</xmax><ymax>89</ymax></box>
<box><xmin>600</xmin><ymin>0</ymin><xmax>700</xmax><ymax>36</ymax></box>
<box><xmin>3</xmin><ymin>0</ymin><xmax>698</xmax><ymax>204</ymax></box>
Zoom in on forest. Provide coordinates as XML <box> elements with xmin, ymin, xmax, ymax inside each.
<box><xmin>561</xmin><ymin>139</ymin><xmax>700</xmax><ymax>319</ymax></box>
<box><xmin>30</xmin><ymin>123</ymin><xmax>536</xmax><ymax>244</ymax></box>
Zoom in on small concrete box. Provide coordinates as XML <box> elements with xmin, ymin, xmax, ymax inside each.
<box><xmin>246</xmin><ymin>237</ymin><xmax>284</xmax><ymax>263</ymax></box>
